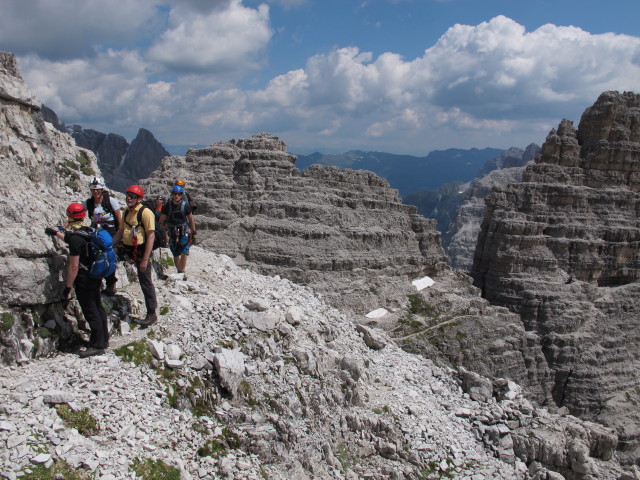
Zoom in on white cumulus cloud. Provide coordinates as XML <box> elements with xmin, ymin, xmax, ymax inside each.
<box><xmin>147</xmin><ymin>0</ymin><xmax>272</xmax><ymax>74</ymax></box>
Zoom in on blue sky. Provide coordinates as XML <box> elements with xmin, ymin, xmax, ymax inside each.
<box><xmin>1</xmin><ymin>0</ymin><xmax>639</xmax><ymax>155</ymax></box>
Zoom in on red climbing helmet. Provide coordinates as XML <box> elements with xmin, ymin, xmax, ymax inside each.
<box><xmin>126</xmin><ymin>185</ymin><xmax>144</xmax><ymax>198</ymax></box>
<box><xmin>66</xmin><ymin>202</ymin><xmax>86</xmax><ymax>219</ymax></box>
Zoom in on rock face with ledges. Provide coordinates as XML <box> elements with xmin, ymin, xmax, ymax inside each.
<box><xmin>472</xmin><ymin>91</ymin><xmax>640</xmax><ymax>465</ymax></box>
<box><xmin>0</xmin><ymin>52</ymin><xmax>103</xmax><ymax>363</ymax></box>
<box><xmin>142</xmin><ymin>134</ymin><xmax>448</xmax><ymax>312</ymax></box>
<box><xmin>445</xmin><ymin>144</ymin><xmax>540</xmax><ymax>271</ymax></box>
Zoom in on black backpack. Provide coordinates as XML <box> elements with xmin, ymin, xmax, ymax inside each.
<box><xmin>86</xmin><ymin>191</ymin><xmax>119</xmax><ymax>230</ymax></box>
<box><xmin>185</xmin><ymin>191</ymin><xmax>197</xmax><ymax>213</ymax></box>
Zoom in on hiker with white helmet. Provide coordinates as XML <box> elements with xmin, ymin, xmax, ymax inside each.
<box><xmin>159</xmin><ymin>184</ymin><xmax>197</xmax><ymax>278</ymax></box>
<box><xmin>83</xmin><ymin>176</ymin><xmax>122</xmax><ymax>295</ymax></box>
<box><xmin>45</xmin><ymin>203</ymin><xmax>109</xmax><ymax>357</ymax></box>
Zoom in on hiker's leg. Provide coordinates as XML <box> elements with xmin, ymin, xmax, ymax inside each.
<box><xmin>177</xmin><ymin>240</ymin><xmax>190</xmax><ymax>272</ymax></box>
<box><xmin>105</xmin><ymin>270</ymin><xmax>117</xmax><ymax>289</ymax></box>
<box><xmin>137</xmin><ymin>262</ymin><xmax>157</xmax><ymax>314</ymax></box>
<box><xmin>177</xmin><ymin>254</ymin><xmax>188</xmax><ymax>272</ymax></box>
<box><xmin>75</xmin><ymin>278</ymin><xmax>108</xmax><ymax>349</ymax></box>
<box><xmin>93</xmin><ymin>283</ymin><xmax>109</xmax><ymax>347</ymax></box>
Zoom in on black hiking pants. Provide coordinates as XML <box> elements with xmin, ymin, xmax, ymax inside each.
<box><xmin>136</xmin><ymin>260</ymin><xmax>157</xmax><ymax>315</ymax></box>
<box><xmin>74</xmin><ymin>276</ymin><xmax>109</xmax><ymax>349</ymax></box>
<box><xmin>122</xmin><ymin>245</ymin><xmax>157</xmax><ymax>315</ymax></box>
<box><xmin>104</xmin><ymin>224</ymin><xmax>117</xmax><ymax>288</ymax></box>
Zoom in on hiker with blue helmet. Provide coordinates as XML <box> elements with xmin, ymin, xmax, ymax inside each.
<box><xmin>159</xmin><ymin>184</ymin><xmax>197</xmax><ymax>278</ymax></box>
<box><xmin>45</xmin><ymin>203</ymin><xmax>109</xmax><ymax>357</ymax></box>
<box><xmin>82</xmin><ymin>176</ymin><xmax>122</xmax><ymax>295</ymax></box>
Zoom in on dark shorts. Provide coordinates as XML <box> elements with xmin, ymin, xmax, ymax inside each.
<box><xmin>169</xmin><ymin>232</ymin><xmax>191</xmax><ymax>257</ymax></box>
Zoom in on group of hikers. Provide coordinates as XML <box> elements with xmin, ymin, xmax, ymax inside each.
<box><xmin>44</xmin><ymin>178</ymin><xmax>198</xmax><ymax>357</ymax></box>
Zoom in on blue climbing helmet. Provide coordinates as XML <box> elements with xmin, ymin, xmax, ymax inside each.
<box><xmin>172</xmin><ymin>185</ymin><xmax>184</xmax><ymax>194</ymax></box>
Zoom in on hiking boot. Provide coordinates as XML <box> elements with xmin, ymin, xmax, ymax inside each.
<box><xmin>102</xmin><ymin>284</ymin><xmax>117</xmax><ymax>296</ymax></box>
<box><xmin>138</xmin><ymin>312</ymin><xmax>158</xmax><ymax>327</ymax></box>
<box><xmin>78</xmin><ymin>346</ymin><xmax>106</xmax><ymax>358</ymax></box>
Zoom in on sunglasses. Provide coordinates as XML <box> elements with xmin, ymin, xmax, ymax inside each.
<box><xmin>126</xmin><ymin>193</ymin><xmax>140</xmax><ymax>199</ymax></box>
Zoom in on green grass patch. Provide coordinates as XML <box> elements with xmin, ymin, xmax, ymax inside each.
<box><xmin>38</xmin><ymin>327</ymin><xmax>52</xmax><ymax>338</ymax></box>
<box><xmin>20</xmin><ymin>459</ymin><xmax>91</xmax><ymax>480</ymax></box>
<box><xmin>1</xmin><ymin>312</ymin><xmax>15</xmax><ymax>331</ymax></box>
<box><xmin>157</xmin><ymin>253</ymin><xmax>175</xmax><ymax>269</ymax></box>
<box><xmin>238</xmin><ymin>379</ymin><xmax>259</xmax><ymax>407</ymax></box>
<box><xmin>159</xmin><ymin>305</ymin><xmax>170</xmax><ymax>316</ymax></box>
<box><xmin>114</xmin><ymin>339</ymin><xmax>153</xmax><ymax>366</ymax></box>
<box><xmin>373</xmin><ymin>405</ymin><xmax>391</xmax><ymax>415</ymax></box>
<box><xmin>408</xmin><ymin>294</ymin><xmax>436</xmax><ymax>315</ymax></box>
<box><xmin>197</xmin><ymin>427</ymin><xmax>241</xmax><ymax>458</ymax></box>
<box><xmin>130</xmin><ymin>457</ymin><xmax>180</xmax><ymax>480</ymax></box>
<box><xmin>55</xmin><ymin>405</ymin><xmax>100</xmax><ymax>436</ymax></box>
<box><xmin>75</xmin><ymin>152</ymin><xmax>90</xmax><ymax>167</ymax></box>
<box><xmin>217</xmin><ymin>338</ymin><xmax>236</xmax><ymax>349</ymax></box>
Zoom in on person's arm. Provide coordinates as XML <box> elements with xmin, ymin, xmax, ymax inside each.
<box><xmin>111</xmin><ymin>228</ymin><xmax>123</xmax><ymax>245</ymax></box>
<box><xmin>138</xmin><ymin>208</ymin><xmax>155</xmax><ymax>272</ymax></box>
<box><xmin>112</xmin><ymin>210</ymin><xmax>125</xmax><ymax>245</ymax></box>
<box><xmin>188</xmin><ymin>213</ymin><xmax>196</xmax><ymax>233</ymax></box>
<box><xmin>139</xmin><ymin>231</ymin><xmax>154</xmax><ymax>272</ymax></box>
<box><xmin>66</xmin><ymin>255</ymin><xmax>79</xmax><ymax>288</ymax></box>
<box><xmin>113</xmin><ymin>207</ymin><xmax>122</xmax><ymax>231</ymax></box>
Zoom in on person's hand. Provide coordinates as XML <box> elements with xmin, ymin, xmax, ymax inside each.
<box><xmin>45</xmin><ymin>227</ymin><xmax>58</xmax><ymax>236</ymax></box>
<box><xmin>139</xmin><ymin>258</ymin><xmax>148</xmax><ymax>272</ymax></box>
<box><xmin>62</xmin><ymin>286</ymin><xmax>71</xmax><ymax>299</ymax></box>
<box><xmin>191</xmin><ymin>233</ymin><xmax>197</xmax><ymax>245</ymax></box>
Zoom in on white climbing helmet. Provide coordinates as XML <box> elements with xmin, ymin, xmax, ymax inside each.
<box><xmin>89</xmin><ymin>176</ymin><xmax>106</xmax><ymax>190</ymax></box>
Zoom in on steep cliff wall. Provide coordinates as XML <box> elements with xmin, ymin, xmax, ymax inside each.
<box><xmin>472</xmin><ymin>91</ymin><xmax>640</xmax><ymax>464</ymax></box>
<box><xmin>141</xmin><ymin>134</ymin><xmax>449</xmax><ymax>313</ymax></box>
<box><xmin>0</xmin><ymin>52</ymin><xmax>104</xmax><ymax>362</ymax></box>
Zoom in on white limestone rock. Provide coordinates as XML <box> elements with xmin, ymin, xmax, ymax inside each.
<box><xmin>42</xmin><ymin>390</ymin><xmax>75</xmax><ymax>404</ymax></box>
<box><xmin>213</xmin><ymin>348</ymin><xmax>245</xmax><ymax>398</ymax></box>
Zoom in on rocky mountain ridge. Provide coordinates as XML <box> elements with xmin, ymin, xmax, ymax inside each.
<box><xmin>295</xmin><ymin>147</ymin><xmax>505</xmax><ymax>198</ymax></box>
<box><xmin>472</xmin><ymin>91</ymin><xmax>640</xmax><ymax>465</ymax></box>
<box><xmin>70</xmin><ymin>125</ymin><xmax>169</xmax><ymax>193</ymax></box>
<box><xmin>3</xmin><ymin>50</ymin><xmax>640</xmax><ymax>478</ymax></box>
<box><xmin>140</xmin><ymin>136</ymin><xmax>449</xmax><ymax>313</ymax></box>
<box><xmin>404</xmin><ymin>144</ymin><xmax>540</xmax><ymax>270</ymax></box>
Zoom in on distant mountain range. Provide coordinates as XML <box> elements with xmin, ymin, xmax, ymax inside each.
<box><xmin>44</xmin><ymin>104</ymin><xmax>511</xmax><ymax>200</ymax></box>
<box><xmin>295</xmin><ymin>148</ymin><xmax>504</xmax><ymax>198</ymax></box>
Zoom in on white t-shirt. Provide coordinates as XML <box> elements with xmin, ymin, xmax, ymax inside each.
<box><xmin>82</xmin><ymin>195</ymin><xmax>121</xmax><ymax>226</ymax></box>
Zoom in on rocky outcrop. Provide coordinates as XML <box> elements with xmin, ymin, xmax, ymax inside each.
<box><xmin>472</xmin><ymin>91</ymin><xmax>640</xmax><ymax>465</ymax></box>
<box><xmin>0</xmin><ymin>247</ymin><xmax>633</xmax><ymax>480</ymax></box>
<box><xmin>141</xmin><ymin>134</ymin><xmax>449</xmax><ymax>313</ymax></box>
<box><xmin>404</xmin><ymin>145</ymin><xmax>540</xmax><ymax>271</ymax></box>
<box><xmin>41</xmin><ymin>104</ymin><xmax>65</xmax><ymax>133</ymax></box>
<box><xmin>69</xmin><ymin>125</ymin><xmax>128</xmax><ymax>177</ymax></box>
<box><xmin>68</xmin><ymin>125</ymin><xmax>169</xmax><ymax>193</ymax></box>
<box><xmin>0</xmin><ymin>51</ymin><xmax>106</xmax><ymax>363</ymax></box>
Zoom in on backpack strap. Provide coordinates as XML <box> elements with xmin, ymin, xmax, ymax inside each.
<box><xmin>87</xmin><ymin>192</ymin><xmax>118</xmax><ymax>229</ymax></box>
<box><xmin>86</xmin><ymin>197</ymin><xmax>95</xmax><ymax>218</ymax></box>
<box><xmin>70</xmin><ymin>227</ymin><xmax>94</xmax><ymax>270</ymax></box>
<box><xmin>102</xmin><ymin>192</ymin><xmax>117</xmax><ymax>226</ymax></box>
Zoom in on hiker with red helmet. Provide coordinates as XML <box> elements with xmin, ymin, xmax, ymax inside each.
<box><xmin>111</xmin><ymin>185</ymin><xmax>158</xmax><ymax>326</ymax></box>
<box><xmin>45</xmin><ymin>203</ymin><xmax>109</xmax><ymax>357</ymax></box>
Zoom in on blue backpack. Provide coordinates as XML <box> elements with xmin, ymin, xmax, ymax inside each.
<box><xmin>73</xmin><ymin>228</ymin><xmax>117</xmax><ymax>279</ymax></box>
